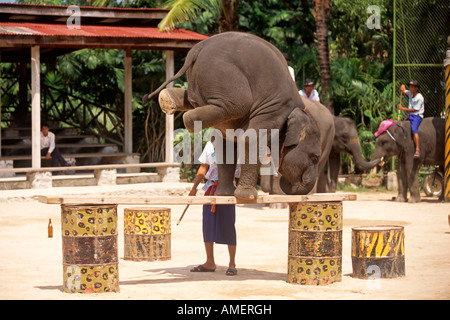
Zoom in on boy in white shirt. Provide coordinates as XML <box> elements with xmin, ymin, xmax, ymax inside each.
<box><xmin>398</xmin><ymin>80</ymin><xmax>425</xmax><ymax>158</ymax></box>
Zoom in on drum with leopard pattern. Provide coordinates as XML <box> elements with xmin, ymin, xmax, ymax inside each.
<box><xmin>288</xmin><ymin>202</ymin><xmax>343</xmax><ymax>285</ymax></box>
<box><xmin>351</xmin><ymin>226</ymin><xmax>405</xmax><ymax>279</ymax></box>
<box><xmin>124</xmin><ymin>207</ymin><xmax>171</xmax><ymax>261</ymax></box>
<box><xmin>61</xmin><ymin>204</ymin><xmax>119</xmax><ymax>293</ymax></box>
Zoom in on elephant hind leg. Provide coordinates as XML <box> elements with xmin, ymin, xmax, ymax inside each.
<box><xmin>183</xmin><ymin>104</ymin><xmax>239</xmax><ymax>133</ymax></box>
<box><xmin>159</xmin><ymin>88</ymin><xmax>194</xmax><ymax>114</ymax></box>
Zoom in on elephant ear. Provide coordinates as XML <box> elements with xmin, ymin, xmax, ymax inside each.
<box><xmin>284</xmin><ymin>108</ymin><xmax>311</xmax><ymax>147</ymax></box>
<box><xmin>394</xmin><ymin>123</ymin><xmax>410</xmax><ymax>146</ymax></box>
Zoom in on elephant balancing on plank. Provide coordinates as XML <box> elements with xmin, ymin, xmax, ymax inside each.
<box><xmin>142</xmin><ymin>32</ymin><xmax>334</xmax><ymax>200</ymax></box>
<box><xmin>368</xmin><ymin>118</ymin><xmax>445</xmax><ymax>203</ymax></box>
<box><xmin>261</xmin><ymin>115</ymin><xmax>377</xmax><ymax>194</ymax></box>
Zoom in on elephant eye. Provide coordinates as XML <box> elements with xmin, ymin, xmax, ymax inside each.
<box><xmin>310</xmin><ymin>154</ymin><xmax>319</xmax><ymax>164</ymax></box>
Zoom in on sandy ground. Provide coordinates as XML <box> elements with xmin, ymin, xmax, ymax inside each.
<box><xmin>0</xmin><ymin>182</ymin><xmax>449</xmax><ymax>300</ymax></box>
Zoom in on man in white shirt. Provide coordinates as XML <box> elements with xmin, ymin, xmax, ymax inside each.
<box><xmin>283</xmin><ymin>53</ymin><xmax>296</xmax><ymax>83</ymax></box>
<box><xmin>41</xmin><ymin>124</ymin><xmax>69</xmax><ymax>167</ymax></box>
<box><xmin>398</xmin><ymin>80</ymin><xmax>425</xmax><ymax>158</ymax></box>
<box><xmin>299</xmin><ymin>79</ymin><xmax>320</xmax><ymax>102</ymax></box>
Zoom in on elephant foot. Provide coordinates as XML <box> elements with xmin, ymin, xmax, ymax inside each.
<box><xmin>215</xmin><ymin>184</ymin><xmax>236</xmax><ymax>196</ymax></box>
<box><xmin>234</xmin><ymin>185</ymin><xmax>258</xmax><ymax>200</ymax></box>
<box><xmin>395</xmin><ymin>195</ymin><xmax>408</xmax><ymax>202</ymax></box>
<box><xmin>408</xmin><ymin>196</ymin><xmax>421</xmax><ymax>203</ymax></box>
<box><xmin>158</xmin><ymin>89</ymin><xmax>177</xmax><ymax>115</ymax></box>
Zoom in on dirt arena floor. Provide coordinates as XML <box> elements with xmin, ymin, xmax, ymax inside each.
<box><xmin>0</xmin><ymin>182</ymin><xmax>448</xmax><ymax>300</ymax></box>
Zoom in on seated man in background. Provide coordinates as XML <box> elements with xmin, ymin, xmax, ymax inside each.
<box><xmin>40</xmin><ymin>124</ymin><xmax>70</xmax><ymax>168</ymax></box>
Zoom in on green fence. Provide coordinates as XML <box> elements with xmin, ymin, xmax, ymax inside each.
<box><xmin>393</xmin><ymin>0</ymin><xmax>450</xmax><ymax>118</ymax></box>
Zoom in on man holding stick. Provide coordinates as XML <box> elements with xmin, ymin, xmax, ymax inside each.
<box><xmin>399</xmin><ymin>80</ymin><xmax>425</xmax><ymax>158</ymax></box>
<box><xmin>188</xmin><ymin>138</ymin><xmax>238</xmax><ymax>276</ymax></box>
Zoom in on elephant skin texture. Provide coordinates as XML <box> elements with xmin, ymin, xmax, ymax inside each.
<box><xmin>143</xmin><ymin>32</ymin><xmax>330</xmax><ymax>200</ymax></box>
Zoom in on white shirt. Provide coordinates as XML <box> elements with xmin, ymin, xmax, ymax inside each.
<box><xmin>288</xmin><ymin>66</ymin><xmax>295</xmax><ymax>82</ymax></box>
<box><xmin>405</xmin><ymin>90</ymin><xmax>424</xmax><ymax>118</ymax></box>
<box><xmin>198</xmin><ymin>141</ymin><xmax>240</xmax><ymax>192</ymax></box>
<box><xmin>198</xmin><ymin>141</ymin><xmax>218</xmax><ymax>191</ymax></box>
<box><xmin>299</xmin><ymin>89</ymin><xmax>320</xmax><ymax>102</ymax></box>
<box><xmin>40</xmin><ymin>131</ymin><xmax>56</xmax><ymax>153</ymax></box>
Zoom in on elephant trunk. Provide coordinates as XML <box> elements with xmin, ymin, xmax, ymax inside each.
<box><xmin>279</xmin><ymin>167</ymin><xmax>316</xmax><ymax>195</ymax></box>
<box><xmin>348</xmin><ymin>142</ymin><xmax>381</xmax><ymax>170</ymax></box>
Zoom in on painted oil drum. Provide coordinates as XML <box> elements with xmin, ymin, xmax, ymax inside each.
<box><xmin>124</xmin><ymin>207</ymin><xmax>171</xmax><ymax>261</ymax></box>
<box><xmin>351</xmin><ymin>225</ymin><xmax>405</xmax><ymax>279</ymax></box>
<box><xmin>61</xmin><ymin>204</ymin><xmax>119</xmax><ymax>293</ymax></box>
<box><xmin>288</xmin><ymin>202</ymin><xmax>343</xmax><ymax>285</ymax></box>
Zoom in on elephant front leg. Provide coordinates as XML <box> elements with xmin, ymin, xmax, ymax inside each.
<box><xmin>216</xmin><ymin>163</ymin><xmax>237</xmax><ymax>196</ymax></box>
<box><xmin>408</xmin><ymin>161</ymin><xmax>422</xmax><ymax>203</ymax></box>
<box><xmin>396</xmin><ymin>159</ymin><xmax>408</xmax><ymax>202</ymax></box>
<box><xmin>234</xmin><ymin>133</ymin><xmax>262</xmax><ymax>200</ymax></box>
<box><xmin>235</xmin><ymin>163</ymin><xmax>260</xmax><ymax>200</ymax></box>
<box><xmin>215</xmin><ymin>141</ymin><xmax>237</xmax><ymax>196</ymax></box>
<box><xmin>327</xmin><ymin>152</ymin><xmax>340</xmax><ymax>193</ymax></box>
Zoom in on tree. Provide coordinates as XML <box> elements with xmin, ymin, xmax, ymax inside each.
<box><xmin>158</xmin><ymin>0</ymin><xmax>239</xmax><ymax>32</ymax></box>
<box><xmin>313</xmin><ymin>0</ymin><xmax>333</xmax><ymax>114</ymax></box>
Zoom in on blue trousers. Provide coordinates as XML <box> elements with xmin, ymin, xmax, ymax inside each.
<box><xmin>202</xmin><ymin>204</ymin><xmax>236</xmax><ymax>245</ymax></box>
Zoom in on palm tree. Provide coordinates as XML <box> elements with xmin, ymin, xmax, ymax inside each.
<box><xmin>158</xmin><ymin>0</ymin><xmax>239</xmax><ymax>32</ymax></box>
<box><xmin>313</xmin><ymin>0</ymin><xmax>333</xmax><ymax>114</ymax></box>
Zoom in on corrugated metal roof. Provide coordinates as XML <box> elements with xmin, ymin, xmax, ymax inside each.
<box><xmin>0</xmin><ymin>2</ymin><xmax>168</xmax><ymax>13</ymax></box>
<box><xmin>0</xmin><ymin>22</ymin><xmax>208</xmax><ymax>41</ymax></box>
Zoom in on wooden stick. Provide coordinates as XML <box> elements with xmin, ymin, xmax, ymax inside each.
<box><xmin>177</xmin><ymin>204</ymin><xmax>190</xmax><ymax>226</ymax></box>
<box><xmin>398</xmin><ymin>91</ymin><xmax>403</xmax><ymax>121</ymax></box>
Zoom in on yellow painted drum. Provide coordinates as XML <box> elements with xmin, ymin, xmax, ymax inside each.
<box><xmin>351</xmin><ymin>226</ymin><xmax>405</xmax><ymax>279</ymax></box>
<box><xmin>124</xmin><ymin>207</ymin><xmax>171</xmax><ymax>261</ymax></box>
<box><xmin>61</xmin><ymin>204</ymin><xmax>119</xmax><ymax>293</ymax></box>
<box><xmin>288</xmin><ymin>202</ymin><xmax>343</xmax><ymax>285</ymax></box>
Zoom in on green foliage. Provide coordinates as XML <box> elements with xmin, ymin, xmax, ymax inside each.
<box><xmin>3</xmin><ymin>0</ymin><xmax>398</xmax><ymax>170</ymax></box>
<box><xmin>158</xmin><ymin>0</ymin><xmax>223</xmax><ymax>31</ymax></box>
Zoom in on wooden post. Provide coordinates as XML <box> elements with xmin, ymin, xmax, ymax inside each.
<box><xmin>165</xmin><ymin>50</ymin><xmax>174</xmax><ymax>163</ymax></box>
<box><xmin>444</xmin><ymin>36</ymin><xmax>450</xmax><ymax>201</ymax></box>
<box><xmin>287</xmin><ymin>201</ymin><xmax>343</xmax><ymax>285</ymax></box>
<box><xmin>31</xmin><ymin>46</ymin><xmax>41</xmax><ymax>169</ymax></box>
<box><xmin>124</xmin><ymin>48</ymin><xmax>133</xmax><ymax>154</ymax></box>
<box><xmin>0</xmin><ymin>49</ymin><xmax>2</xmax><ymax>158</ymax></box>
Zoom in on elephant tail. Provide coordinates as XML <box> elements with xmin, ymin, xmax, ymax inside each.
<box><xmin>142</xmin><ymin>42</ymin><xmax>204</xmax><ymax>105</ymax></box>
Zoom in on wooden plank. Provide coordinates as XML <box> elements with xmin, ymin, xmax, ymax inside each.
<box><xmin>1</xmin><ymin>143</ymin><xmax>118</xmax><ymax>149</ymax></box>
<box><xmin>0</xmin><ymin>152</ymin><xmax>139</xmax><ymax>160</ymax></box>
<box><xmin>38</xmin><ymin>193</ymin><xmax>357</xmax><ymax>205</ymax></box>
<box><xmin>0</xmin><ymin>161</ymin><xmax>180</xmax><ymax>173</ymax></box>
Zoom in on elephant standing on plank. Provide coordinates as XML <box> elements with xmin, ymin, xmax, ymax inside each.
<box><xmin>143</xmin><ymin>32</ymin><xmax>334</xmax><ymax>200</ymax></box>
<box><xmin>328</xmin><ymin>117</ymin><xmax>380</xmax><ymax>192</ymax></box>
<box><xmin>369</xmin><ymin>118</ymin><xmax>445</xmax><ymax>202</ymax></box>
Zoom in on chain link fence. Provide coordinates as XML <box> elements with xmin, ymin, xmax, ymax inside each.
<box><xmin>394</xmin><ymin>0</ymin><xmax>450</xmax><ymax>118</ymax></box>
